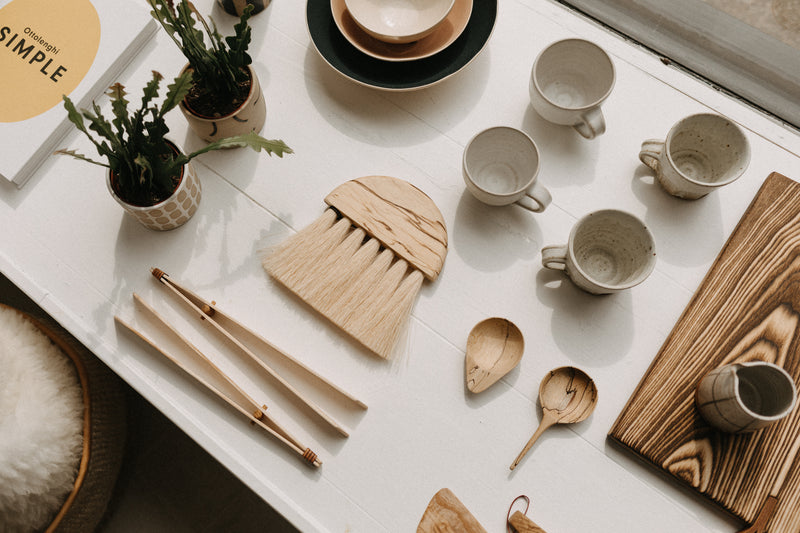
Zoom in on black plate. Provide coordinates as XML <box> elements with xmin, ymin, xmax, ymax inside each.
<box><xmin>306</xmin><ymin>0</ymin><xmax>497</xmax><ymax>90</ymax></box>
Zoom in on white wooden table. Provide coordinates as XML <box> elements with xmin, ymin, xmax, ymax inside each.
<box><xmin>3</xmin><ymin>1</ymin><xmax>800</xmax><ymax>531</ymax></box>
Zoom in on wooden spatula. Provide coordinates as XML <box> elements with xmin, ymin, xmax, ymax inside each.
<box><xmin>417</xmin><ymin>488</ymin><xmax>486</xmax><ymax>533</ymax></box>
<box><xmin>508</xmin><ymin>510</ymin><xmax>548</xmax><ymax>533</ymax></box>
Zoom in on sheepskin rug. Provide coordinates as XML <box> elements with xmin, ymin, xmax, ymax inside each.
<box><xmin>0</xmin><ymin>306</ymin><xmax>85</xmax><ymax>532</ymax></box>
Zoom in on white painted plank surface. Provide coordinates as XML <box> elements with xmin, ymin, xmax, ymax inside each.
<box><xmin>3</xmin><ymin>1</ymin><xmax>800</xmax><ymax>531</ymax></box>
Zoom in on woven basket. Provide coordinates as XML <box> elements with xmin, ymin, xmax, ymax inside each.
<box><xmin>1</xmin><ymin>305</ymin><xmax>126</xmax><ymax>532</ymax></box>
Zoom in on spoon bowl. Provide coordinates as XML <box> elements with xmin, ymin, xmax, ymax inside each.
<box><xmin>465</xmin><ymin>317</ymin><xmax>524</xmax><ymax>393</ymax></box>
<box><xmin>509</xmin><ymin>366</ymin><xmax>598</xmax><ymax>470</ymax></box>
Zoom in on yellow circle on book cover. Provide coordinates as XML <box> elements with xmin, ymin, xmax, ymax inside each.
<box><xmin>0</xmin><ymin>0</ymin><xmax>100</xmax><ymax>122</ymax></box>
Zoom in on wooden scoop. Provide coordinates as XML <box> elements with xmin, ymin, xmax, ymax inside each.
<box><xmin>465</xmin><ymin>318</ymin><xmax>524</xmax><ymax>393</ymax></box>
<box><xmin>510</xmin><ymin>366</ymin><xmax>598</xmax><ymax>471</ymax></box>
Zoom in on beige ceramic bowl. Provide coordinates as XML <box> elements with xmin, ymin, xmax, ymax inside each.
<box><xmin>332</xmin><ymin>0</ymin><xmax>473</xmax><ymax>62</ymax></box>
<box><xmin>343</xmin><ymin>0</ymin><xmax>455</xmax><ymax>44</ymax></box>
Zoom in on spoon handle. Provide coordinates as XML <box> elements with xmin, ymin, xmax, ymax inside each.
<box><xmin>509</xmin><ymin>412</ymin><xmax>557</xmax><ymax>471</ymax></box>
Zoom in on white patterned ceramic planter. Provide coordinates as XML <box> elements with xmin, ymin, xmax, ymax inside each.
<box><xmin>179</xmin><ymin>64</ymin><xmax>266</xmax><ymax>143</ymax></box>
<box><xmin>106</xmin><ymin>142</ymin><xmax>202</xmax><ymax>231</ymax></box>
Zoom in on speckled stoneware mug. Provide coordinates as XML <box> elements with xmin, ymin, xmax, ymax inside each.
<box><xmin>529</xmin><ymin>38</ymin><xmax>615</xmax><ymax>139</ymax></box>
<box><xmin>696</xmin><ymin>361</ymin><xmax>797</xmax><ymax>433</ymax></box>
<box><xmin>541</xmin><ymin>209</ymin><xmax>656</xmax><ymax>294</ymax></box>
<box><xmin>639</xmin><ymin>113</ymin><xmax>751</xmax><ymax>199</ymax></box>
<box><xmin>463</xmin><ymin>126</ymin><xmax>552</xmax><ymax>213</ymax></box>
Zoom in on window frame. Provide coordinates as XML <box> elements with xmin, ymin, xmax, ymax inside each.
<box><xmin>556</xmin><ymin>0</ymin><xmax>800</xmax><ymax>129</ymax></box>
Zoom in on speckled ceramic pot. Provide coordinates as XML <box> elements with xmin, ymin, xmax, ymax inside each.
<box><xmin>106</xmin><ymin>141</ymin><xmax>202</xmax><ymax>231</ymax></box>
<box><xmin>179</xmin><ymin>64</ymin><xmax>266</xmax><ymax>143</ymax></box>
<box><xmin>696</xmin><ymin>361</ymin><xmax>797</xmax><ymax>433</ymax></box>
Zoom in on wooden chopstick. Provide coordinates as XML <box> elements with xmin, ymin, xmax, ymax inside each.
<box><xmin>150</xmin><ymin>268</ymin><xmax>360</xmax><ymax>437</ymax></box>
<box><xmin>115</xmin><ymin>294</ymin><xmax>321</xmax><ymax>467</ymax></box>
<box><xmin>151</xmin><ymin>268</ymin><xmax>367</xmax><ymax>410</ymax></box>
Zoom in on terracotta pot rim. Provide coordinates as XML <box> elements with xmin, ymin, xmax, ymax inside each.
<box><xmin>179</xmin><ymin>64</ymin><xmax>256</xmax><ymax>121</ymax></box>
<box><xmin>106</xmin><ymin>139</ymin><xmax>186</xmax><ymax>209</ymax></box>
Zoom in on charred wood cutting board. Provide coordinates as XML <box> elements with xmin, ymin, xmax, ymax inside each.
<box><xmin>609</xmin><ymin>173</ymin><xmax>800</xmax><ymax>531</ymax></box>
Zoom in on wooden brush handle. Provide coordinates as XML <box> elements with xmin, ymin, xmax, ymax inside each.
<box><xmin>325</xmin><ymin>175</ymin><xmax>448</xmax><ymax>281</ymax></box>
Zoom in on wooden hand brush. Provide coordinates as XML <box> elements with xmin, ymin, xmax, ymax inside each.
<box><xmin>263</xmin><ymin>175</ymin><xmax>448</xmax><ymax>359</ymax></box>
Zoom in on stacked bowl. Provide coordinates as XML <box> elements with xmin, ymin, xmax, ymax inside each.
<box><xmin>307</xmin><ymin>0</ymin><xmax>497</xmax><ymax>90</ymax></box>
<box><xmin>344</xmin><ymin>0</ymin><xmax>456</xmax><ymax>45</ymax></box>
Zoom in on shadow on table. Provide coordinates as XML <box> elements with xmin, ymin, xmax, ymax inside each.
<box><xmin>451</xmin><ymin>190</ymin><xmax>544</xmax><ymax>273</ymax></box>
<box><xmin>535</xmin><ymin>268</ymin><xmax>633</xmax><ymax>367</ymax></box>
<box><xmin>631</xmin><ymin>164</ymin><xmax>726</xmax><ymax>269</ymax></box>
<box><xmin>302</xmin><ymin>43</ymin><xmax>491</xmax><ymax>149</ymax></box>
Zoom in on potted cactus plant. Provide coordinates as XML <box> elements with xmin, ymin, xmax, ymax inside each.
<box><xmin>56</xmin><ymin>70</ymin><xmax>291</xmax><ymax>231</ymax></box>
<box><xmin>148</xmin><ymin>0</ymin><xmax>266</xmax><ymax>142</ymax></box>
<box><xmin>216</xmin><ymin>0</ymin><xmax>270</xmax><ymax>17</ymax></box>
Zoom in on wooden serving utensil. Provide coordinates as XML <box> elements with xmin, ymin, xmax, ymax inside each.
<box><xmin>510</xmin><ymin>366</ymin><xmax>598</xmax><ymax>471</ymax></box>
<box><xmin>151</xmin><ymin>267</ymin><xmax>365</xmax><ymax>437</ymax></box>
<box><xmin>737</xmin><ymin>434</ymin><xmax>800</xmax><ymax>533</ymax></box>
<box><xmin>465</xmin><ymin>317</ymin><xmax>524</xmax><ymax>393</ymax></box>
<box><xmin>116</xmin><ymin>295</ymin><xmax>322</xmax><ymax>467</ymax></box>
<box><xmin>417</xmin><ymin>488</ymin><xmax>486</xmax><ymax>533</ymax></box>
<box><xmin>508</xmin><ymin>510</ymin><xmax>548</xmax><ymax>533</ymax></box>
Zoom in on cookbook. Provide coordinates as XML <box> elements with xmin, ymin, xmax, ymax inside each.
<box><xmin>0</xmin><ymin>0</ymin><xmax>156</xmax><ymax>187</ymax></box>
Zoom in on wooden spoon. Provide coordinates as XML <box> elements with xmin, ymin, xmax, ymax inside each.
<box><xmin>509</xmin><ymin>366</ymin><xmax>598</xmax><ymax>471</ymax></box>
<box><xmin>465</xmin><ymin>317</ymin><xmax>524</xmax><ymax>393</ymax></box>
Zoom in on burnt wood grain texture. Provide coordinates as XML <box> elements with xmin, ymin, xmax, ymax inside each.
<box><xmin>609</xmin><ymin>173</ymin><xmax>800</xmax><ymax>531</ymax></box>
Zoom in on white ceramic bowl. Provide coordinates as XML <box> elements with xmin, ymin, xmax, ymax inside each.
<box><xmin>343</xmin><ymin>0</ymin><xmax>456</xmax><ymax>44</ymax></box>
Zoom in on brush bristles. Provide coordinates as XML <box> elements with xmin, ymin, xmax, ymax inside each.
<box><xmin>263</xmin><ymin>208</ymin><xmax>425</xmax><ymax>359</ymax></box>
<box><xmin>343</xmin><ymin>265</ymin><xmax>423</xmax><ymax>357</ymax></box>
<box><xmin>287</xmin><ymin>217</ymin><xmax>352</xmax><ymax>296</ymax></box>
<box><xmin>263</xmin><ymin>209</ymin><xmax>340</xmax><ymax>283</ymax></box>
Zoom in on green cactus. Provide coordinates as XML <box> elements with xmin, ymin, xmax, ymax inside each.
<box><xmin>148</xmin><ymin>0</ymin><xmax>255</xmax><ymax>111</ymax></box>
<box><xmin>56</xmin><ymin>70</ymin><xmax>292</xmax><ymax>206</ymax></box>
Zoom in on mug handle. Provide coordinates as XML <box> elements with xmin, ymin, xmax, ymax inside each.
<box><xmin>573</xmin><ymin>108</ymin><xmax>606</xmax><ymax>139</ymax></box>
<box><xmin>541</xmin><ymin>245</ymin><xmax>568</xmax><ymax>270</ymax></box>
<box><xmin>639</xmin><ymin>139</ymin><xmax>664</xmax><ymax>172</ymax></box>
<box><xmin>516</xmin><ymin>181</ymin><xmax>552</xmax><ymax>213</ymax></box>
